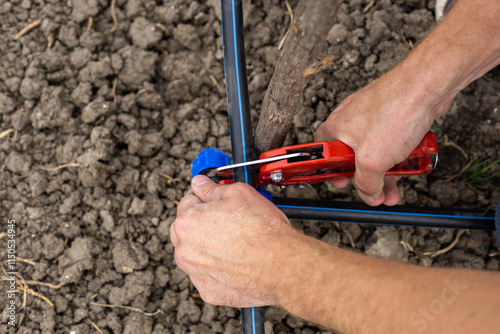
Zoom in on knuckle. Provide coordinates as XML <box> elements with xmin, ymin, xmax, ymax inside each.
<box><xmin>174</xmin><ymin>250</ymin><xmax>191</xmax><ymax>271</ymax></box>
<box><xmin>173</xmin><ymin>251</ymin><xmax>185</xmax><ymax>268</ymax></box>
<box><xmin>192</xmin><ymin>280</ymin><xmax>215</xmax><ymax>304</ymax></box>
<box><xmin>353</xmin><ymin>179</ymin><xmax>375</xmax><ymax>196</ymax></box>
<box><xmin>171</xmin><ymin>216</ymin><xmax>188</xmax><ymax>240</ymax></box>
<box><xmin>356</xmin><ymin>150</ymin><xmax>385</xmax><ymax>174</ymax></box>
<box><xmin>225</xmin><ymin>182</ymin><xmax>251</xmax><ymax>197</ymax></box>
<box><xmin>199</xmin><ymin>290</ymin><xmax>215</xmax><ymax>305</ymax></box>
<box><xmin>233</xmin><ymin>182</ymin><xmax>250</xmax><ymax>192</ymax></box>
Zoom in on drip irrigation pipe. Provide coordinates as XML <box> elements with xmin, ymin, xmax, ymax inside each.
<box><xmin>220</xmin><ymin>0</ymin><xmax>264</xmax><ymax>333</ymax></box>
<box><xmin>274</xmin><ymin>197</ymin><xmax>496</xmax><ymax>231</ymax></box>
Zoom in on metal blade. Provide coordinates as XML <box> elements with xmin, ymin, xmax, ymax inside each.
<box><xmin>206</xmin><ymin>152</ymin><xmax>310</xmax><ymax>178</ymax></box>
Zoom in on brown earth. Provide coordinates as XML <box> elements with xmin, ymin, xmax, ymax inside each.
<box><xmin>0</xmin><ymin>0</ymin><xmax>499</xmax><ymax>333</ymax></box>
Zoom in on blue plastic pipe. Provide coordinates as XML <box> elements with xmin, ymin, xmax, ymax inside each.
<box><xmin>220</xmin><ymin>0</ymin><xmax>265</xmax><ymax>333</ymax></box>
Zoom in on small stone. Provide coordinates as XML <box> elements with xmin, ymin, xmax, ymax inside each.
<box><xmin>41</xmin><ymin>234</ymin><xmax>65</xmax><ymax>260</ymax></box>
<box><xmin>81</xmin><ymin>96</ymin><xmax>116</xmax><ymax>124</ymax></box>
<box><xmin>19</xmin><ymin>77</ymin><xmax>44</xmax><ymax>100</ymax></box>
<box><xmin>365</xmin><ymin>226</ymin><xmax>408</xmax><ymax>262</ymax></box>
<box><xmin>71</xmin><ymin>0</ymin><xmax>99</xmax><ymax>23</ymax></box>
<box><xmin>0</xmin><ymin>93</ymin><xmax>15</xmax><ymax>114</ymax></box>
<box><xmin>58</xmin><ymin>238</ymin><xmax>95</xmax><ymax>283</ymax></box>
<box><xmin>28</xmin><ymin>172</ymin><xmax>47</xmax><ymax>197</ymax></box>
<box><xmin>177</xmin><ymin>298</ymin><xmax>202</xmax><ymax>324</ymax></box>
<box><xmin>6</xmin><ymin>151</ymin><xmax>32</xmax><ymax>174</ymax></box>
<box><xmin>128</xmin><ymin>196</ymin><xmax>147</xmax><ymax>215</ymax></box>
<box><xmin>99</xmin><ymin>210</ymin><xmax>115</xmax><ymax>232</ymax></box>
<box><xmin>173</xmin><ymin>24</ymin><xmax>201</xmax><ymax>51</ymax></box>
<box><xmin>130</xmin><ymin>17</ymin><xmax>163</xmax><ymax>49</ymax></box>
<box><xmin>327</xmin><ymin>23</ymin><xmax>348</xmax><ymax>45</ymax></box>
<box><xmin>112</xmin><ymin>240</ymin><xmax>149</xmax><ymax>273</ymax></box>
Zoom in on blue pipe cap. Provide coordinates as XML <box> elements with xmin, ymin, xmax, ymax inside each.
<box><xmin>191</xmin><ymin>148</ymin><xmax>230</xmax><ymax>177</ymax></box>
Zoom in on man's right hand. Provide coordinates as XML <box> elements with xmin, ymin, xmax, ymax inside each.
<box><xmin>315</xmin><ymin>66</ymin><xmax>453</xmax><ymax>206</ymax></box>
<box><xmin>315</xmin><ymin>0</ymin><xmax>500</xmax><ymax>207</ymax></box>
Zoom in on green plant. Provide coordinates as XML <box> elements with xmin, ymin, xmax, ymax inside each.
<box><xmin>455</xmin><ymin>156</ymin><xmax>500</xmax><ymax>214</ymax></box>
<box><xmin>463</xmin><ymin>157</ymin><xmax>500</xmax><ymax>191</ymax></box>
<box><xmin>430</xmin><ymin>122</ymin><xmax>441</xmax><ymax>135</ymax></box>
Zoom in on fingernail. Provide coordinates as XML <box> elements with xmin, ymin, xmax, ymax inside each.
<box><xmin>192</xmin><ymin>175</ymin><xmax>212</xmax><ymax>186</ymax></box>
<box><xmin>357</xmin><ymin>189</ymin><xmax>376</xmax><ymax>204</ymax></box>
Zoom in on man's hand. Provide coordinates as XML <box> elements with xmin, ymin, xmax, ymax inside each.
<box><xmin>315</xmin><ymin>0</ymin><xmax>500</xmax><ymax>207</ymax></box>
<box><xmin>315</xmin><ymin>66</ymin><xmax>451</xmax><ymax>206</ymax></box>
<box><xmin>170</xmin><ymin>175</ymin><xmax>299</xmax><ymax>308</ymax></box>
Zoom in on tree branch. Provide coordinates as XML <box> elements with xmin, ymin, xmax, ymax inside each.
<box><xmin>255</xmin><ymin>0</ymin><xmax>341</xmax><ymax>154</ymax></box>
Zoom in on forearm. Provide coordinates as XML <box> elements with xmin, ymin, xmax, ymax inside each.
<box><xmin>398</xmin><ymin>0</ymin><xmax>500</xmax><ymax>117</ymax></box>
<box><xmin>277</xmin><ymin>234</ymin><xmax>500</xmax><ymax>333</ymax></box>
<box><xmin>312</xmin><ymin>0</ymin><xmax>500</xmax><ymax>205</ymax></box>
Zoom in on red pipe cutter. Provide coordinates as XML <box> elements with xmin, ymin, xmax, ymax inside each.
<box><xmin>203</xmin><ymin>132</ymin><xmax>438</xmax><ymax>186</ymax></box>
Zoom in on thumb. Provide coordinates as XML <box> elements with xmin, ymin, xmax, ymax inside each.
<box><xmin>191</xmin><ymin>175</ymin><xmax>225</xmax><ymax>203</ymax></box>
<box><xmin>314</xmin><ymin>122</ymin><xmax>337</xmax><ymax>142</ymax></box>
<box><xmin>352</xmin><ymin>167</ymin><xmax>386</xmax><ymax>206</ymax></box>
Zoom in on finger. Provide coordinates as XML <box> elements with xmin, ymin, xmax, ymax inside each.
<box><xmin>177</xmin><ymin>189</ymin><xmax>202</xmax><ymax>212</ymax></box>
<box><xmin>314</xmin><ymin>122</ymin><xmax>337</xmax><ymax>142</ymax></box>
<box><xmin>328</xmin><ymin>178</ymin><xmax>350</xmax><ymax>188</ymax></box>
<box><xmin>191</xmin><ymin>175</ymin><xmax>227</xmax><ymax>203</ymax></box>
<box><xmin>353</xmin><ymin>166</ymin><xmax>386</xmax><ymax>205</ymax></box>
<box><xmin>381</xmin><ymin>176</ymin><xmax>400</xmax><ymax>206</ymax></box>
<box><xmin>170</xmin><ymin>220</ymin><xmax>180</xmax><ymax>247</ymax></box>
<box><xmin>173</xmin><ymin>250</ymin><xmax>189</xmax><ymax>273</ymax></box>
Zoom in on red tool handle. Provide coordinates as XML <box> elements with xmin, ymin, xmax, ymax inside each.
<box><xmin>258</xmin><ymin>132</ymin><xmax>438</xmax><ymax>186</ymax></box>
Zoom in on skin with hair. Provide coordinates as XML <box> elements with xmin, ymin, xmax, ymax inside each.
<box><xmin>171</xmin><ymin>0</ymin><xmax>500</xmax><ymax>332</ymax></box>
<box><xmin>316</xmin><ymin>0</ymin><xmax>500</xmax><ymax>206</ymax></box>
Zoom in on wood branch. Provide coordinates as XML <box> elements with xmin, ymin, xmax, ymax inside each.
<box><xmin>254</xmin><ymin>0</ymin><xmax>341</xmax><ymax>154</ymax></box>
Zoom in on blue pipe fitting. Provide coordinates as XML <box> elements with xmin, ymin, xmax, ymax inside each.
<box><xmin>191</xmin><ymin>148</ymin><xmax>273</xmax><ymax>202</ymax></box>
<box><xmin>191</xmin><ymin>148</ymin><xmax>231</xmax><ymax>177</ymax></box>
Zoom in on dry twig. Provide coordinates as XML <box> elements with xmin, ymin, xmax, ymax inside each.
<box><xmin>40</xmin><ymin>163</ymin><xmax>82</xmax><ymax>172</ymax></box>
<box><xmin>112</xmin><ymin>79</ymin><xmax>118</xmax><ymax>104</ymax></box>
<box><xmin>17</xmin><ymin>288</ymin><xmax>54</xmax><ymax>307</ymax></box>
<box><xmin>159</xmin><ymin>173</ymin><xmax>181</xmax><ymax>185</ymax></box>
<box><xmin>14</xmin><ymin>258</ymin><xmax>35</xmax><ymax>266</ymax></box>
<box><xmin>444</xmin><ymin>134</ymin><xmax>467</xmax><ymax>156</ymax></box>
<box><xmin>25</xmin><ymin>280</ymin><xmax>65</xmax><ymax>290</ymax></box>
<box><xmin>87</xmin><ymin>318</ymin><xmax>103</xmax><ymax>334</ymax></box>
<box><xmin>2</xmin><ymin>265</ymin><xmax>27</xmax><ymax>310</ymax></box>
<box><xmin>340</xmin><ymin>223</ymin><xmax>356</xmax><ymax>248</ymax></box>
<box><xmin>400</xmin><ymin>28</ymin><xmax>414</xmax><ymax>48</ymax></box>
<box><xmin>0</xmin><ymin>128</ymin><xmax>15</xmax><ymax>139</ymax></box>
<box><xmin>112</xmin><ymin>132</ymin><xmax>125</xmax><ymax>143</ymax></box>
<box><xmin>89</xmin><ymin>302</ymin><xmax>161</xmax><ymax>316</ymax></box>
<box><xmin>108</xmin><ymin>0</ymin><xmax>119</xmax><ymax>33</ymax></box>
<box><xmin>422</xmin><ymin>230</ymin><xmax>466</xmax><ymax>258</ymax></box>
<box><xmin>155</xmin><ymin>23</ymin><xmax>170</xmax><ymax>34</ymax></box>
<box><xmin>363</xmin><ymin>0</ymin><xmax>376</xmax><ymax>13</ymax></box>
<box><xmin>14</xmin><ymin>18</ymin><xmax>42</xmax><ymax>40</ymax></box>
<box><xmin>87</xmin><ymin>17</ymin><xmax>93</xmax><ymax>31</ymax></box>
<box><xmin>445</xmin><ymin>159</ymin><xmax>474</xmax><ymax>183</ymax></box>
<box><xmin>400</xmin><ymin>240</ymin><xmax>415</xmax><ymax>253</ymax></box>
<box><xmin>209</xmin><ymin>75</ymin><xmax>224</xmax><ymax>92</ymax></box>
<box><xmin>302</xmin><ymin>55</ymin><xmax>335</xmax><ymax>78</ymax></box>
<box><xmin>277</xmin><ymin>0</ymin><xmax>294</xmax><ymax>50</ymax></box>
<box><xmin>125</xmin><ymin>223</ymin><xmax>131</xmax><ymax>241</ymax></box>
<box><xmin>1</xmin><ymin>264</ymin><xmax>63</xmax><ymax>309</ymax></box>
<box><xmin>47</xmin><ymin>35</ymin><xmax>54</xmax><ymax>49</ymax></box>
